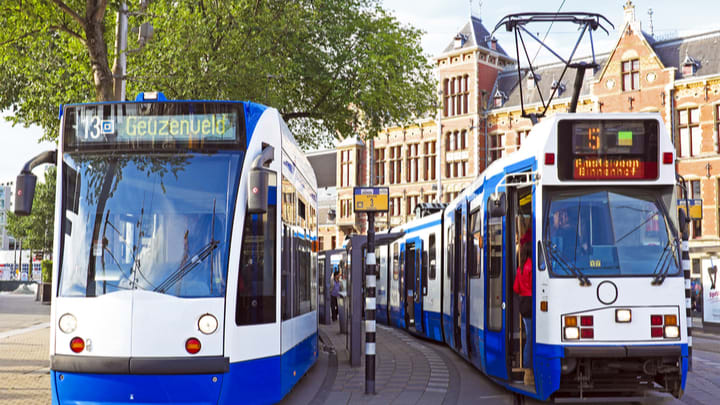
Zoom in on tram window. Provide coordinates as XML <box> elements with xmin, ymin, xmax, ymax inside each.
<box><xmin>236</xmin><ymin>205</ymin><xmax>277</xmax><ymax>326</ymax></box>
<box><xmin>422</xmin><ymin>250</ymin><xmax>428</xmax><ymax>295</ymax></box>
<box><xmin>429</xmin><ymin>233</ymin><xmax>437</xmax><ymax>280</ymax></box>
<box><xmin>487</xmin><ymin>217</ymin><xmax>503</xmax><ymax>331</ymax></box>
<box><xmin>470</xmin><ymin>210</ymin><xmax>482</xmax><ymax>278</ymax></box>
<box><xmin>392</xmin><ymin>243</ymin><xmax>399</xmax><ymax>280</ymax></box>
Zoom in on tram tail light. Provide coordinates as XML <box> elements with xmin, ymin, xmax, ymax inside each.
<box><xmin>70</xmin><ymin>337</ymin><xmax>85</xmax><ymax>353</ymax></box>
<box><xmin>580</xmin><ymin>316</ymin><xmax>593</xmax><ymax>326</ymax></box>
<box><xmin>545</xmin><ymin>153</ymin><xmax>555</xmax><ymax>165</ymax></box>
<box><xmin>540</xmin><ymin>301</ymin><xmax>548</xmax><ymax>312</ymax></box>
<box><xmin>564</xmin><ymin>316</ymin><xmax>577</xmax><ymax>327</ymax></box>
<box><xmin>651</xmin><ymin>327</ymin><xmax>664</xmax><ymax>338</ymax></box>
<box><xmin>663</xmin><ymin>152</ymin><xmax>674</xmax><ymax>164</ymax></box>
<box><xmin>580</xmin><ymin>328</ymin><xmax>594</xmax><ymax>339</ymax></box>
<box><xmin>664</xmin><ymin>315</ymin><xmax>677</xmax><ymax>326</ymax></box>
<box><xmin>186</xmin><ymin>338</ymin><xmax>201</xmax><ymax>354</ymax></box>
<box><xmin>650</xmin><ymin>315</ymin><xmax>663</xmax><ymax>326</ymax></box>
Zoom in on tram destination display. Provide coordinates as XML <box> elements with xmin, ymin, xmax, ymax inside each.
<box><xmin>63</xmin><ymin>102</ymin><xmax>245</xmax><ymax>149</ymax></box>
<box><xmin>557</xmin><ymin>119</ymin><xmax>659</xmax><ymax>181</ymax></box>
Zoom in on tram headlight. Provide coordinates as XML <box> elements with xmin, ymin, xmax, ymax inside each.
<box><xmin>58</xmin><ymin>313</ymin><xmax>77</xmax><ymax>334</ymax></box>
<box><xmin>664</xmin><ymin>325</ymin><xmax>680</xmax><ymax>339</ymax></box>
<box><xmin>198</xmin><ymin>314</ymin><xmax>218</xmax><ymax>335</ymax></box>
<box><xmin>615</xmin><ymin>309</ymin><xmax>632</xmax><ymax>323</ymax></box>
<box><xmin>564</xmin><ymin>326</ymin><xmax>580</xmax><ymax>340</ymax></box>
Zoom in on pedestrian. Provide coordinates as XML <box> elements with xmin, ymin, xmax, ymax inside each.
<box><xmin>330</xmin><ymin>270</ymin><xmax>342</xmax><ymax>321</ymax></box>
<box><xmin>513</xmin><ymin>242</ymin><xmax>533</xmax><ymax>384</ymax></box>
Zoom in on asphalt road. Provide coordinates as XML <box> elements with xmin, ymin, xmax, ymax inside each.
<box><xmin>0</xmin><ymin>292</ymin><xmax>50</xmax><ymax>333</ymax></box>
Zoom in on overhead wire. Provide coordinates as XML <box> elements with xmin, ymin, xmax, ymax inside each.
<box><xmin>530</xmin><ymin>0</ymin><xmax>568</xmax><ymax>66</ymax></box>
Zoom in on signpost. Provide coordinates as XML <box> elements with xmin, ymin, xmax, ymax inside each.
<box><xmin>353</xmin><ymin>186</ymin><xmax>389</xmax><ymax>395</ymax></box>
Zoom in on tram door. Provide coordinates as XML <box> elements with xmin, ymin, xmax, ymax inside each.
<box><xmin>404</xmin><ymin>242</ymin><xmax>416</xmax><ymax>328</ymax></box>
<box><xmin>413</xmin><ymin>239</ymin><xmax>424</xmax><ymax>334</ymax></box>
<box><xmin>452</xmin><ymin>208</ymin><xmax>463</xmax><ymax>352</ymax></box>
<box><xmin>485</xmin><ymin>200</ymin><xmax>508</xmax><ymax>379</ymax></box>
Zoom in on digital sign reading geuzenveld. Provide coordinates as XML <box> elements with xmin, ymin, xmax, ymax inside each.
<box><xmin>63</xmin><ymin>102</ymin><xmax>246</xmax><ymax>150</ymax></box>
<box><xmin>557</xmin><ymin>119</ymin><xmax>659</xmax><ymax>181</ymax></box>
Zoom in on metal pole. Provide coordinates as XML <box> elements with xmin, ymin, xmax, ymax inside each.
<box><xmin>365</xmin><ymin>214</ymin><xmax>376</xmax><ymax>395</ymax></box>
<box><xmin>436</xmin><ymin>106</ymin><xmax>442</xmax><ymax>202</ymax></box>
<box><xmin>681</xmin><ymin>212</ymin><xmax>692</xmax><ymax>371</ymax></box>
<box><xmin>112</xmin><ymin>1</ymin><xmax>128</xmax><ymax>101</ymax></box>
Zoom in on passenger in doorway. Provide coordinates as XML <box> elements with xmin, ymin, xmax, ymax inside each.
<box><xmin>330</xmin><ymin>271</ymin><xmax>342</xmax><ymax>321</ymax></box>
<box><xmin>514</xmin><ymin>242</ymin><xmax>533</xmax><ymax>378</ymax></box>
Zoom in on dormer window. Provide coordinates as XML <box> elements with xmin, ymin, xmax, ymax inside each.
<box><xmin>454</xmin><ymin>34</ymin><xmax>466</xmax><ymax>49</ymax></box>
<box><xmin>682</xmin><ymin>54</ymin><xmax>699</xmax><ymax>76</ymax></box>
<box><xmin>551</xmin><ymin>80</ymin><xmax>566</xmax><ymax>95</ymax></box>
<box><xmin>527</xmin><ymin>72</ymin><xmax>541</xmax><ymax>90</ymax></box>
<box><xmin>493</xmin><ymin>90</ymin><xmax>506</xmax><ymax>108</ymax></box>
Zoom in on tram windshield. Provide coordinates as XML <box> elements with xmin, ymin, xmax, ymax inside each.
<box><xmin>543</xmin><ymin>187</ymin><xmax>679</xmax><ymax>278</ymax></box>
<box><xmin>58</xmin><ymin>151</ymin><xmax>241</xmax><ymax>297</ymax></box>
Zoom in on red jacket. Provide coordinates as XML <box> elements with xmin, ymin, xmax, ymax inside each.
<box><xmin>513</xmin><ymin>258</ymin><xmax>532</xmax><ymax>297</ymax></box>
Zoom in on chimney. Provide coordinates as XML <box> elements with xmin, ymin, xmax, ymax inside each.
<box><xmin>490</xmin><ymin>37</ymin><xmax>498</xmax><ymax>50</ymax></box>
<box><xmin>623</xmin><ymin>1</ymin><xmax>636</xmax><ymax>24</ymax></box>
<box><xmin>454</xmin><ymin>34</ymin><xmax>465</xmax><ymax>49</ymax></box>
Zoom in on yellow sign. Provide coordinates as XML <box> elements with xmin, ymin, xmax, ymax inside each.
<box><xmin>678</xmin><ymin>199</ymin><xmax>702</xmax><ymax>220</ymax></box>
<box><xmin>353</xmin><ymin>187</ymin><xmax>389</xmax><ymax>212</ymax></box>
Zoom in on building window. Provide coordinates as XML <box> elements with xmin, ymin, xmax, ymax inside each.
<box><xmin>374</xmin><ymin>148</ymin><xmax>385</xmax><ymax>185</ymax></box>
<box><xmin>319</xmin><ymin>236</ymin><xmax>324</xmax><ymax>250</ymax></box>
<box><xmin>489</xmin><ymin>133</ymin><xmax>504</xmax><ymax>162</ymax></box>
<box><xmin>340</xmin><ymin>150</ymin><xmax>352</xmax><ymax>187</ymax></box>
<box><xmin>691</xmin><ymin>180</ymin><xmax>701</xmax><ymax>238</ymax></box>
<box><xmin>406</xmin><ymin>144</ymin><xmax>420</xmax><ymax>183</ymax></box>
<box><xmin>678</xmin><ymin>107</ymin><xmax>700</xmax><ymax>157</ymax></box>
<box><xmin>443</xmin><ymin>75</ymin><xmax>470</xmax><ymax>117</ymax></box>
<box><xmin>423</xmin><ymin>141</ymin><xmax>437</xmax><ymax>181</ymax></box>
<box><xmin>406</xmin><ymin>195</ymin><xmax>420</xmax><ymax>216</ymax></box>
<box><xmin>517</xmin><ymin>130</ymin><xmax>530</xmax><ymax>150</ymax></box>
<box><xmin>621</xmin><ymin>59</ymin><xmax>639</xmax><ymax>91</ymax></box>
<box><xmin>388</xmin><ymin>146</ymin><xmax>402</xmax><ymax>184</ymax></box>
<box><xmin>389</xmin><ymin>196</ymin><xmax>402</xmax><ymax>217</ymax></box>
<box><xmin>340</xmin><ymin>199</ymin><xmax>353</xmax><ymax>218</ymax></box>
<box><xmin>331</xmin><ymin>236</ymin><xmax>336</xmax><ymax>249</ymax></box>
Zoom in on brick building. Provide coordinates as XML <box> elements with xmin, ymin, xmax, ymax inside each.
<box><xmin>314</xmin><ymin>2</ymin><xmax>720</xmax><ymax>273</ymax></box>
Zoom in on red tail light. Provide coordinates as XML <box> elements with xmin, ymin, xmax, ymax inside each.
<box><xmin>651</xmin><ymin>315</ymin><xmax>663</xmax><ymax>326</ymax></box>
<box><xmin>580</xmin><ymin>316</ymin><xmax>593</xmax><ymax>326</ymax></box>
<box><xmin>580</xmin><ymin>328</ymin><xmax>594</xmax><ymax>339</ymax></box>
<box><xmin>651</xmin><ymin>327</ymin><xmax>663</xmax><ymax>338</ymax></box>
<box><xmin>663</xmin><ymin>152</ymin><xmax>674</xmax><ymax>164</ymax></box>
<box><xmin>545</xmin><ymin>153</ymin><xmax>555</xmax><ymax>165</ymax></box>
<box><xmin>186</xmin><ymin>338</ymin><xmax>201</xmax><ymax>354</ymax></box>
<box><xmin>70</xmin><ymin>337</ymin><xmax>85</xmax><ymax>353</ymax></box>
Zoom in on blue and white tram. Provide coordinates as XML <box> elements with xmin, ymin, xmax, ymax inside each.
<box><xmin>377</xmin><ymin>113</ymin><xmax>687</xmax><ymax>401</ymax></box>
<box><xmin>15</xmin><ymin>93</ymin><xmax>318</xmax><ymax>404</ymax></box>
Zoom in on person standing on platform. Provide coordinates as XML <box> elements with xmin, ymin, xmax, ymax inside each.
<box><xmin>330</xmin><ymin>271</ymin><xmax>341</xmax><ymax>321</ymax></box>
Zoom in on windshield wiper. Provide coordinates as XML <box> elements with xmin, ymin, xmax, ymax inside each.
<box><xmin>544</xmin><ymin>240</ymin><xmax>591</xmax><ymax>286</ymax></box>
<box><xmin>154</xmin><ymin>239</ymin><xmax>220</xmax><ymax>293</ymax></box>
<box><xmin>651</xmin><ymin>238</ymin><xmax>679</xmax><ymax>285</ymax></box>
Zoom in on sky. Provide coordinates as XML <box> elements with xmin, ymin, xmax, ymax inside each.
<box><xmin>2</xmin><ymin>0</ymin><xmax>719</xmax><ymax>182</ymax></box>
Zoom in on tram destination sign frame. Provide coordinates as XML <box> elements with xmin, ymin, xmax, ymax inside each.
<box><xmin>353</xmin><ymin>187</ymin><xmax>389</xmax><ymax>213</ymax></box>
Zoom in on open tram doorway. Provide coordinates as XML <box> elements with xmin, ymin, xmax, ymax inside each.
<box><xmin>403</xmin><ymin>239</ymin><xmax>425</xmax><ymax>334</ymax></box>
<box><xmin>510</xmin><ymin>186</ymin><xmax>534</xmax><ymax>387</ymax></box>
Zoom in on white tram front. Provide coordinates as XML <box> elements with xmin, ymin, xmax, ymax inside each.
<box><xmin>15</xmin><ymin>94</ymin><xmax>318</xmax><ymax>404</ymax></box>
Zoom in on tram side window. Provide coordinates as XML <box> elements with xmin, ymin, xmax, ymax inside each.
<box><xmin>429</xmin><ymin>233</ymin><xmax>437</xmax><ymax>280</ymax></box>
<box><xmin>469</xmin><ymin>210</ymin><xmax>482</xmax><ymax>278</ymax></box>
<box><xmin>447</xmin><ymin>225</ymin><xmax>454</xmax><ymax>280</ymax></box>
<box><xmin>281</xmin><ymin>225</ymin><xmax>292</xmax><ymax>321</ymax></box>
<box><xmin>392</xmin><ymin>243</ymin><xmax>399</xmax><ymax>280</ymax></box>
<box><xmin>236</xmin><ymin>203</ymin><xmax>277</xmax><ymax>326</ymax></box>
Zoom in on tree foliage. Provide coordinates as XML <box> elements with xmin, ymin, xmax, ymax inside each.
<box><xmin>6</xmin><ymin>166</ymin><xmax>57</xmax><ymax>253</ymax></box>
<box><xmin>0</xmin><ymin>0</ymin><xmax>435</xmax><ymax>147</ymax></box>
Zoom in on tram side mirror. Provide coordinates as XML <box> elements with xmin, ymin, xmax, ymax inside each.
<box><xmin>247</xmin><ymin>168</ymin><xmax>270</xmax><ymax>214</ymax></box>
<box><xmin>14</xmin><ymin>172</ymin><xmax>37</xmax><ymax>216</ymax></box>
<box><xmin>678</xmin><ymin>207</ymin><xmax>690</xmax><ymax>240</ymax></box>
<box><xmin>489</xmin><ymin>192</ymin><xmax>507</xmax><ymax>217</ymax></box>
<box><xmin>537</xmin><ymin>240</ymin><xmax>547</xmax><ymax>271</ymax></box>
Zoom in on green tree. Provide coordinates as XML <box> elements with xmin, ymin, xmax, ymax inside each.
<box><xmin>0</xmin><ymin>0</ymin><xmax>435</xmax><ymax>147</ymax></box>
<box><xmin>6</xmin><ymin>166</ymin><xmax>56</xmax><ymax>254</ymax></box>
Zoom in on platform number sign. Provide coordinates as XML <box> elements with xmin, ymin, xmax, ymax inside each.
<box><xmin>353</xmin><ymin>187</ymin><xmax>389</xmax><ymax>213</ymax></box>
